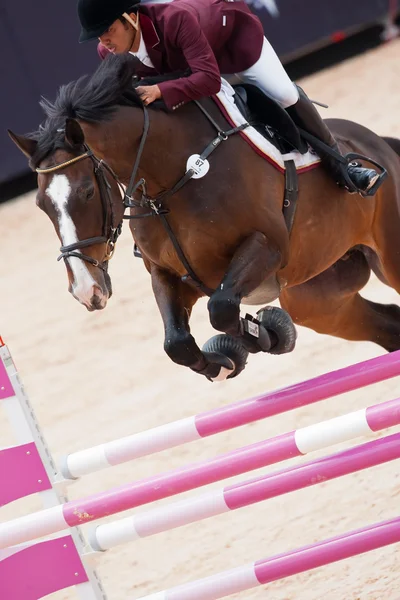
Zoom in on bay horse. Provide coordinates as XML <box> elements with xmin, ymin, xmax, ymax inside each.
<box><xmin>8</xmin><ymin>54</ymin><xmax>400</xmax><ymax>381</ymax></box>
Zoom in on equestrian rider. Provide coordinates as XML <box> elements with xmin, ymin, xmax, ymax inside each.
<box><xmin>77</xmin><ymin>0</ymin><xmax>379</xmax><ymax>195</ymax></box>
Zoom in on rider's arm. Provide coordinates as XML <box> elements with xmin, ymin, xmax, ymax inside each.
<box><xmin>158</xmin><ymin>8</ymin><xmax>222</xmax><ymax>110</ymax></box>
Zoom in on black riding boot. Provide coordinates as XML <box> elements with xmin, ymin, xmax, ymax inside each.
<box><xmin>286</xmin><ymin>87</ymin><xmax>379</xmax><ymax>194</ymax></box>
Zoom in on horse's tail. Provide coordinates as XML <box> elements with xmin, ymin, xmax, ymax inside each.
<box><xmin>382</xmin><ymin>136</ymin><xmax>400</xmax><ymax>157</ymax></box>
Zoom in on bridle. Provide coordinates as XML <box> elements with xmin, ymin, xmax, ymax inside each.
<box><xmin>36</xmin><ymin>102</ymin><xmax>249</xmax><ymax>295</ymax></box>
<box><xmin>36</xmin><ymin>148</ymin><xmax>124</xmax><ymax>272</ymax></box>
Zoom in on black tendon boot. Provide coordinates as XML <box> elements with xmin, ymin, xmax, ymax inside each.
<box><xmin>286</xmin><ymin>87</ymin><xmax>380</xmax><ymax>195</ymax></box>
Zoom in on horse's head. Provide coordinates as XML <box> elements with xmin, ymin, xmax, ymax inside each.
<box><xmin>8</xmin><ymin>118</ymin><xmax>125</xmax><ymax>311</ymax></box>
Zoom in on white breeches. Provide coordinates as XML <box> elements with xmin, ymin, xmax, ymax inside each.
<box><xmin>223</xmin><ymin>37</ymin><xmax>299</xmax><ymax>109</ymax></box>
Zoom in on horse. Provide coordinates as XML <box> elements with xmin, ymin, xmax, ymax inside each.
<box><xmin>8</xmin><ymin>54</ymin><xmax>400</xmax><ymax>382</ymax></box>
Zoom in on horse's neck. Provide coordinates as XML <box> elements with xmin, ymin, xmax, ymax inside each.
<box><xmin>81</xmin><ymin>104</ymin><xmax>216</xmax><ymax>189</ymax></box>
<box><xmin>78</xmin><ymin>109</ymin><xmax>142</xmax><ymax>181</ymax></box>
<box><xmin>120</xmin><ymin>105</ymin><xmax>207</xmax><ymax>187</ymax></box>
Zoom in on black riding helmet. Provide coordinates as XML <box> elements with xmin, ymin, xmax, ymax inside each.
<box><xmin>77</xmin><ymin>0</ymin><xmax>141</xmax><ymax>43</ymax></box>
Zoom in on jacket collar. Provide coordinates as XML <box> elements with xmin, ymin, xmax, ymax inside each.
<box><xmin>139</xmin><ymin>12</ymin><xmax>160</xmax><ymax>49</ymax></box>
<box><xmin>138</xmin><ymin>12</ymin><xmax>163</xmax><ymax>73</ymax></box>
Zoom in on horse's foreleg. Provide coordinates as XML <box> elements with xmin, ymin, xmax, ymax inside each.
<box><xmin>151</xmin><ymin>266</ymin><xmax>236</xmax><ymax>380</ymax></box>
<box><xmin>207</xmin><ymin>232</ymin><xmax>282</xmax><ymax>343</ymax></box>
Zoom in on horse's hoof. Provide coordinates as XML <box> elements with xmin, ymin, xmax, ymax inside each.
<box><xmin>256</xmin><ymin>306</ymin><xmax>297</xmax><ymax>355</ymax></box>
<box><xmin>202</xmin><ymin>334</ymin><xmax>249</xmax><ymax>380</ymax></box>
<box><xmin>191</xmin><ymin>348</ymin><xmax>234</xmax><ymax>381</ymax></box>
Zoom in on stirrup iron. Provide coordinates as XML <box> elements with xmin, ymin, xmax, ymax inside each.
<box><xmin>339</xmin><ymin>152</ymin><xmax>388</xmax><ymax>197</ymax></box>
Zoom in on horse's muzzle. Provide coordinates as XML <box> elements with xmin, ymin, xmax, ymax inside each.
<box><xmin>72</xmin><ymin>283</ymin><xmax>108</xmax><ymax>311</ymax></box>
<box><xmin>69</xmin><ymin>268</ymin><xmax>112</xmax><ymax>311</ymax></box>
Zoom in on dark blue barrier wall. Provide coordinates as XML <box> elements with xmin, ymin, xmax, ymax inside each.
<box><xmin>251</xmin><ymin>0</ymin><xmax>391</xmax><ymax>61</ymax></box>
<box><xmin>0</xmin><ymin>0</ymin><xmax>396</xmax><ymax>184</ymax></box>
<box><xmin>0</xmin><ymin>0</ymin><xmax>98</xmax><ymax>182</ymax></box>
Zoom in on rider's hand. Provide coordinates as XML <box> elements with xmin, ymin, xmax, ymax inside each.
<box><xmin>136</xmin><ymin>85</ymin><xmax>162</xmax><ymax>106</ymax></box>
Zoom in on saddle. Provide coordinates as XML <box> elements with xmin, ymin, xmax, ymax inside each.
<box><xmin>232</xmin><ymin>84</ymin><xmax>309</xmax><ymax>155</ymax></box>
<box><xmin>136</xmin><ymin>70</ymin><xmax>307</xmax><ymax>156</ymax></box>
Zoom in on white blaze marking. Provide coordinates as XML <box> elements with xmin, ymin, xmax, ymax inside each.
<box><xmin>46</xmin><ymin>174</ymin><xmax>98</xmax><ymax>307</ymax></box>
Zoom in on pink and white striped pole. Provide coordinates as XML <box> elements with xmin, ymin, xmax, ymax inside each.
<box><xmin>62</xmin><ymin>350</ymin><xmax>400</xmax><ymax>479</ymax></box>
<box><xmin>90</xmin><ymin>430</ymin><xmax>400</xmax><ymax>550</ymax></box>
<box><xmin>1</xmin><ymin>429</ymin><xmax>400</xmax><ymax>550</ymax></box>
<box><xmin>137</xmin><ymin>515</ymin><xmax>400</xmax><ymax>600</ymax></box>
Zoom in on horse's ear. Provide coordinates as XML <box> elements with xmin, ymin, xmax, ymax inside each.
<box><xmin>8</xmin><ymin>130</ymin><xmax>38</xmax><ymax>158</ymax></box>
<box><xmin>65</xmin><ymin>118</ymin><xmax>85</xmax><ymax>147</ymax></box>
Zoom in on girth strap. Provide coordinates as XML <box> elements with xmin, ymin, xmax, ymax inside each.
<box><xmin>282</xmin><ymin>160</ymin><xmax>298</xmax><ymax>233</ymax></box>
<box><xmin>158</xmin><ymin>213</ymin><xmax>215</xmax><ymax>296</ymax></box>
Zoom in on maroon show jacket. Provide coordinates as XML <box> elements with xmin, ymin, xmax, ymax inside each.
<box><xmin>98</xmin><ymin>0</ymin><xmax>264</xmax><ymax>110</ymax></box>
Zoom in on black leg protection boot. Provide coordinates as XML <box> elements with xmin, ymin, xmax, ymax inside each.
<box><xmin>286</xmin><ymin>87</ymin><xmax>380</xmax><ymax>194</ymax></box>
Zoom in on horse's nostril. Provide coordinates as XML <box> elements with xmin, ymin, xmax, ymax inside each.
<box><xmin>92</xmin><ymin>296</ymin><xmax>103</xmax><ymax>309</ymax></box>
<box><xmin>90</xmin><ymin>285</ymin><xmax>106</xmax><ymax>310</ymax></box>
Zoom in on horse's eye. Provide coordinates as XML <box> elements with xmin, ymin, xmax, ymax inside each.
<box><xmin>85</xmin><ymin>187</ymin><xmax>95</xmax><ymax>201</ymax></box>
<box><xmin>78</xmin><ymin>185</ymin><xmax>95</xmax><ymax>203</ymax></box>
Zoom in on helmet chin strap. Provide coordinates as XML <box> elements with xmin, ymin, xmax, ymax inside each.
<box><xmin>123</xmin><ymin>12</ymin><xmax>139</xmax><ymax>30</ymax></box>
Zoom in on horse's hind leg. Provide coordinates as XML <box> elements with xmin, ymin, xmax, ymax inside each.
<box><xmin>281</xmin><ymin>250</ymin><xmax>400</xmax><ymax>352</ymax></box>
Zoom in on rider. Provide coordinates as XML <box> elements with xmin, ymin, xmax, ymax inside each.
<box><xmin>77</xmin><ymin>0</ymin><xmax>379</xmax><ymax>195</ymax></box>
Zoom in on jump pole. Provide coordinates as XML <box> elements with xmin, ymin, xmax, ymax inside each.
<box><xmin>62</xmin><ymin>350</ymin><xmax>400</xmax><ymax>479</ymax></box>
<box><xmin>1</xmin><ymin>338</ymin><xmax>400</xmax><ymax>598</ymax></box>
<box><xmin>2</xmin><ymin>428</ymin><xmax>400</xmax><ymax>550</ymax></box>
<box><xmin>137</xmin><ymin>515</ymin><xmax>400</xmax><ymax>600</ymax></box>
<box><xmin>90</xmin><ymin>430</ymin><xmax>400</xmax><ymax>551</ymax></box>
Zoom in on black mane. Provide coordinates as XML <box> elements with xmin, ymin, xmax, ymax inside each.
<box><xmin>29</xmin><ymin>54</ymin><xmax>153</xmax><ymax>169</ymax></box>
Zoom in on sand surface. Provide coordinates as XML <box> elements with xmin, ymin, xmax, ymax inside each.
<box><xmin>1</xmin><ymin>39</ymin><xmax>400</xmax><ymax>600</ymax></box>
